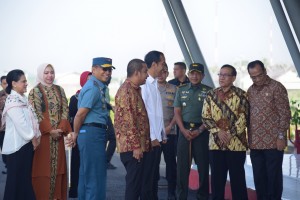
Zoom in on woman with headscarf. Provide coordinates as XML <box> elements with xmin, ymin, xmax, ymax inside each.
<box><xmin>68</xmin><ymin>71</ymin><xmax>91</xmax><ymax>198</ymax></box>
<box><xmin>29</xmin><ymin>64</ymin><xmax>72</xmax><ymax>200</ymax></box>
<box><xmin>2</xmin><ymin>69</ymin><xmax>40</xmax><ymax>199</ymax></box>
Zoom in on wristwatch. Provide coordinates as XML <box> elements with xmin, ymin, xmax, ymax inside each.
<box><xmin>198</xmin><ymin>127</ymin><xmax>204</xmax><ymax>134</ymax></box>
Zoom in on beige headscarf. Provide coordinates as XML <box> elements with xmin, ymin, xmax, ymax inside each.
<box><xmin>36</xmin><ymin>63</ymin><xmax>55</xmax><ymax>86</ymax></box>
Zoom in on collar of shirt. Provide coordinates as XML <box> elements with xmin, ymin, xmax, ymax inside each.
<box><xmin>126</xmin><ymin>79</ymin><xmax>141</xmax><ymax>90</ymax></box>
<box><xmin>252</xmin><ymin>75</ymin><xmax>272</xmax><ymax>90</ymax></box>
<box><xmin>176</xmin><ymin>76</ymin><xmax>189</xmax><ymax>84</ymax></box>
<box><xmin>90</xmin><ymin>75</ymin><xmax>106</xmax><ymax>89</ymax></box>
<box><xmin>158</xmin><ymin>82</ymin><xmax>168</xmax><ymax>89</ymax></box>
<box><xmin>218</xmin><ymin>85</ymin><xmax>235</xmax><ymax>93</ymax></box>
<box><xmin>187</xmin><ymin>82</ymin><xmax>202</xmax><ymax>89</ymax></box>
<box><xmin>11</xmin><ymin>90</ymin><xmax>27</xmax><ymax>102</ymax></box>
<box><xmin>216</xmin><ymin>86</ymin><xmax>235</xmax><ymax>101</ymax></box>
<box><xmin>147</xmin><ymin>74</ymin><xmax>156</xmax><ymax>83</ymax></box>
<box><xmin>146</xmin><ymin>74</ymin><xmax>158</xmax><ymax>87</ymax></box>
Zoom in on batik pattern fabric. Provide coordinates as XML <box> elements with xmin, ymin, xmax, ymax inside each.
<box><xmin>114</xmin><ymin>79</ymin><xmax>151</xmax><ymax>153</ymax></box>
<box><xmin>0</xmin><ymin>90</ymin><xmax>7</xmax><ymax>131</ymax></box>
<box><xmin>202</xmin><ymin>86</ymin><xmax>249</xmax><ymax>151</ymax></box>
<box><xmin>29</xmin><ymin>83</ymin><xmax>71</xmax><ymax>200</ymax></box>
<box><xmin>247</xmin><ymin>76</ymin><xmax>291</xmax><ymax>149</ymax></box>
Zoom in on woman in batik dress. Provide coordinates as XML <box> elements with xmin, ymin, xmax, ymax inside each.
<box><xmin>29</xmin><ymin>63</ymin><xmax>72</xmax><ymax>200</ymax></box>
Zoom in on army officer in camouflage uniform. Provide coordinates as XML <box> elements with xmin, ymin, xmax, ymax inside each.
<box><xmin>174</xmin><ymin>63</ymin><xmax>212</xmax><ymax>200</ymax></box>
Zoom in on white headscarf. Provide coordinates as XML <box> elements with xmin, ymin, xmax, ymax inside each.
<box><xmin>36</xmin><ymin>63</ymin><xmax>55</xmax><ymax>86</ymax></box>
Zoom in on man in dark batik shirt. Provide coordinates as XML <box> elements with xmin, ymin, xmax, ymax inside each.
<box><xmin>202</xmin><ymin>65</ymin><xmax>249</xmax><ymax>200</ymax></box>
<box><xmin>114</xmin><ymin>59</ymin><xmax>151</xmax><ymax>200</ymax></box>
<box><xmin>247</xmin><ymin>60</ymin><xmax>291</xmax><ymax>200</ymax></box>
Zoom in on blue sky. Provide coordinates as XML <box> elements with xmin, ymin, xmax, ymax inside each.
<box><xmin>0</xmin><ymin>0</ymin><xmax>293</xmax><ymax>77</ymax></box>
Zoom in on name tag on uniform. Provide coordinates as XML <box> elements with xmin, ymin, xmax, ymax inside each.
<box><xmin>166</xmin><ymin>95</ymin><xmax>173</xmax><ymax>100</ymax></box>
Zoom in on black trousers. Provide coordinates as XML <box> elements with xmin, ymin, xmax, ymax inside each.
<box><xmin>4</xmin><ymin>142</ymin><xmax>35</xmax><ymax>200</ymax></box>
<box><xmin>141</xmin><ymin>145</ymin><xmax>162</xmax><ymax>200</ymax></box>
<box><xmin>68</xmin><ymin>144</ymin><xmax>80</xmax><ymax>198</ymax></box>
<box><xmin>106</xmin><ymin>116</ymin><xmax>116</xmax><ymax>163</ymax></box>
<box><xmin>121</xmin><ymin>151</ymin><xmax>145</xmax><ymax>200</ymax></box>
<box><xmin>177</xmin><ymin>130</ymin><xmax>209</xmax><ymax>200</ymax></box>
<box><xmin>161</xmin><ymin>134</ymin><xmax>177</xmax><ymax>196</ymax></box>
<box><xmin>250</xmin><ymin>149</ymin><xmax>284</xmax><ymax>200</ymax></box>
<box><xmin>0</xmin><ymin>131</ymin><xmax>7</xmax><ymax>166</ymax></box>
<box><xmin>209</xmin><ymin>150</ymin><xmax>248</xmax><ymax>200</ymax></box>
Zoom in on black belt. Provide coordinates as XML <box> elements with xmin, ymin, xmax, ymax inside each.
<box><xmin>83</xmin><ymin>123</ymin><xmax>107</xmax><ymax>130</ymax></box>
<box><xmin>183</xmin><ymin>121</ymin><xmax>202</xmax><ymax>130</ymax></box>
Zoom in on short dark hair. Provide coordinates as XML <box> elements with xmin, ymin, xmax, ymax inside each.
<box><xmin>247</xmin><ymin>60</ymin><xmax>266</xmax><ymax>72</ymax></box>
<box><xmin>174</xmin><ymin>62</ymin><xmax>187</xmax><ymax>70</ymax></box>
<box><xmin>164</xmin><ymin>63</ymin><xmax>168</xmax><ymax>71</ymax></box>
<box><xmin>1</xmin><ymin>76</ymin><xmax>6</xmax><ymax>82</ymax></box>
<box><xmin>144</xmin><ymin>50</ymin><xmax>164</xmax><ymax>69</ymax></box>
<box><xmin>127</xmin><ymin>59</ymin><xmax>146</xmax><ymax>78</ymax></box>
<box><xmin>5</xmin><ymin>69</ymin><xmax>25</xmax><ymax>94</ymax></box>
<box><xmin>221</xmin><ymin>64</ymin><xmax>237</xmax><ymax>76</ymax></box>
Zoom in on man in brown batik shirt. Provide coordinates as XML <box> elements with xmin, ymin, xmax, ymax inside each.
<box><xmin>114</xmin><ymin>59</ymin><xmax>151</xmax><ymax>200</ymax></box>
<box><xmin>247</xmin><ymin>60</ymin><xmax>291</xmax><ymax>200</ymax></box>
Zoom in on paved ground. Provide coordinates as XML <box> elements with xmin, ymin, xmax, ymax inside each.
<box><xmin>1</xmin><ymin>152</ymin><xmax>299</xmax><ymax>199</ymax></box>
<box><xmin>0</xmin><ymin>152</ymin><xmax>197</xmax><ymax>200</ymax></box>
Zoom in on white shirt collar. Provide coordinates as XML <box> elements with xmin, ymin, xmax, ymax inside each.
<box><xmin>146</xmin><ymin>74</ymin><xmax>157</xmax><ymax>86</ymax></box>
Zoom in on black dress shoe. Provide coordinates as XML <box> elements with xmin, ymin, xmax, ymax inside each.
<box><xmin>167</xmin><ymin>194</ymin><xmax>176</xmax><ymax>200</ymax></box>
<box><xmin>107</xmin><ymin>163</ymin><xmax>117</xmax><ymax>170</ymax></box>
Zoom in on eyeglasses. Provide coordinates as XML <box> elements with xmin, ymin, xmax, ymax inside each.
<box><xmin>218</xmin><ymin>73</ymin><xmax>233</xmax><ymax>78</ymax></box>
<box><xmin>102</xmin><ymin>68</ymin><xmax>112</xmax><ymax>72</ymax></box>
<box><xmin>250</xmin><ymin>72</ymin><xmax>264</xmax><ymax>80</ymax></box>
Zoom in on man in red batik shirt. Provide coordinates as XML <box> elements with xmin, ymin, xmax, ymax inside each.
<box><xmin>247</xmin><ymin>60</ymin><xmax>291</xmax><ymax>200</ymax></box>
<box><xmin>114</xmin><ymin>59</ymin><xmax>151</xmax><ymax>200</ymax></box>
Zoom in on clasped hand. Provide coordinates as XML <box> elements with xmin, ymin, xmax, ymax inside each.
<box><xmin>50</xmin><ymin>129</ymin><xmax>63</xmax><ymax>140</ymax></box>
<box><xmin>217</xmin><ymin>130</ymin><xmax>232</xmax><ymax>146</ymax></box>
<box><xmin>182</xmin><ymin>129</ymin><xmax>200</xmax><ymax>141</ymax></box>
<box><xmin>65</xmin><ymin>132</ymin><xmax>77</xmax><ymax>148</ymax></box>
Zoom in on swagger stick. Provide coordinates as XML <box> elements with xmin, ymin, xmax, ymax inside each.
<box><xmin>67</xmin><ymin>134</ymin><xmax>72</xmax><ymax>188</ymax></box>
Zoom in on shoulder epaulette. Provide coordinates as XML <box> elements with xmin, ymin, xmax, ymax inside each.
<box><xmin>93</xmin><ymin>80</ymin><xmax>98</xmax><ymax>86</ymax></box>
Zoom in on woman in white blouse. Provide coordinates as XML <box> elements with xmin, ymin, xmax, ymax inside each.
<box><xmin>1</xmin><ymin>69</ymin><xmax>41</xmax><ymax>200</ymax></box>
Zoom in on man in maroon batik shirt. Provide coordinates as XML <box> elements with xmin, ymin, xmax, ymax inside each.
<box><xmin>247</xmin><ymin>60</ymin><xmax>291</xmax><ymax>200</ymax></box>
<box><xmin>114</xmin><ymin>59</ymin><xmax>151</xmax><ymax>200</ymax></box>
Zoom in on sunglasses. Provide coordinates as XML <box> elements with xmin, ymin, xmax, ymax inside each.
<box><xmin>102</xmin><ymin>67</ymin><xmax>112</xmax><ymax>72</ymax></box>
